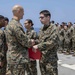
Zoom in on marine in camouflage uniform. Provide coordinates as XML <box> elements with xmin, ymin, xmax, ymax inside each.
<box><xmin>4</xmin><ymin>17</ymin><xmax>10</xmax><ymax>75</ymax></box>
<box><xmin>33</xmin><ymin>10</ymin><xmax>59</xmax><ymax>75</ymax></box>
<box><xmin>68</xmin><ymin>22</ymin><xmax>74</xmax><ymax>53</ymax></box>
<box><xmin>0</xmin><ymin>15</ymin><xmax>7</xmax><ymax>75</ymax></box>
<box><xmin>24</xmin><ymin>19</ymin><xmax>38</xmax><ymax>75</ymax></box>
<box><xmin>59</xmin><ymin>22</ymin><xmax>67</xmax><ymax>53</ymax></box>
<box><xmin>5</xmin><ymin>5</ymin><xmax>32</xmax><ymax>75</ymax></box>
<box><xmin>63</xmin><ymin>25</ymin><xmax>70</xmax><ymax>54</ymax></box>
<box><xmin>58</xmin><ymin>25</ymin><xmax>64</xmax><ymax>53</ymax></box>
<box><xmin>72</xmin><ymin>25</ymin><xmax>75</xmax><ymax>56</ymax></box>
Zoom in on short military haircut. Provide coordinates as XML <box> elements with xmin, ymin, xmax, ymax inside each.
<box><xmin>68</xmin><ymin>22</ymin><xmax>72</xmax><ymax>25</ymax></box>
<box><xmin>51</xmin><ymin>20</ymin><xmax>55</xmax><ymax>24</ymax></box>
<box><xmin>12</xmin><ymin>5</ymin><xmax>23</xmax><ymax>12</ymax></box>
<box><xmin>4</xmin><ymin>17</ymin><xmax>9</xmax><ymax>22</ymax></box>
<box><xmin>62</xmin><ymin>22</ymin><xmax>65</xmax><ymax>25</ymax></box>
<box><xmin>0</xmin><ymin>15</ymin><xmax>4</xmax><ymax>20</ymax></box>
<box><xmin>40</xmin><ymin>10</ymin><xmax>51</xmax><ymax>17</ymax></box>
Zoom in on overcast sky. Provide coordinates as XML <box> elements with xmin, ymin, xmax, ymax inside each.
<box><xmin>0</xmin><ymin>0</ymin><xmax>75</xmax><ymax>28</ymax></box>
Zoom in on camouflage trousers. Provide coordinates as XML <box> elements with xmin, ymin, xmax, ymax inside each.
<box><xmin>28</xmin><ymin>60</ymin><xmax>37</xmax><ymax>75</ymax></box>
<box><xmin>64</xmin><ymin>40</ymin><xmax>70</xmax><ymax>52</ymax></box>
<box><xmin>0</xmin><ymin>60</ymin><xmax>7</xmax><ymax>75</ymax></box>
<box><xmin>39</xmin><ymin>61</ymin><xmax>58</xmax><ymax>75</ymax></box>
<box><xmin>6</xmin><ymin>64</ymin><xmax>11</xmax><ymax>75</ymax></box>
<box><xmin>6</xmin><ymin>61</ymin><xmax>37</xmax><ymax>75</ymax></box>
<box><xmin>72</xmin><ymin>41</ymin><xmax>75</xmax><ymax>50</ymax></box>
<box><xmin>58</xmin><ymin>39</ymin><xmax>64</xmax><ymax>51</ymax></box>
<box><xmin>70</xmin><ymin>39</ymin><xmax>73</xmax><ymax>50</ymax></box>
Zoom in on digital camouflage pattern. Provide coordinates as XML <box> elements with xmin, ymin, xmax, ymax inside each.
<box><xmin>64</xmin><ymin>29</ymin><xmax>70</xmax><ymax>52</ymax></box>
<box><xmin>0</xmin><ymin>29</ymin><xmax>7</xmax><ymax>75</ymax></box>
<box><xmin>58</xmin><ymin>28</ymin><xmax>64</xmax><ymax>51</ymax></box>
<box><xmin>25</xmin><ymin>27</ymin><xmax>38</xmax><ymax>39</ymax></box>
<box><xmin>38</xmin><ymin>23</ymin><xmax>59</xmax><ymax>75</ymax></box>
<box><xmin>68</xmin><ymin>26</ymin><xmax>74</xmax><ymax>40</ymax></box>
<box><xmin>25</xmin><ymin>27</ymin><xmax>38</xmax><ymax>75</ymax></box>
<box><xmin>68</xmin><ymin>26</ymin><xmax>74</xmax><ymax>51</ymax></box>
<box><xmin>72</xmin><ymin>27</ymin><xmax>75</xmax><ymax>55</ymax></box>
<box><xmin>5</xmin><ymin>18</ymin><xmax>31</xmax><ymax>75</ymax></box>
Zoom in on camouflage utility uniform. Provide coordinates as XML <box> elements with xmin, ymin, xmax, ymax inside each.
<box><xmin>0</xmin><ymin>29</ymin><xmax>7</xmax><ymax>75</ymax></box>
<box><xmin>64</xmin><ymin>29</ymin><xmax>70</xmax><ymax>54</ymax></box>
<box><xmin>58</xmin><ymin>28</ymin><xmax>64</xmax><ymax>52</ymax></box>
<box><xmin>72</xmin><ymin>27</ymin><xmax>75</xmax><ymax>55</ymax></box>
<box><xmin>5</xmin><ymin>18</ymin><xmax>31</xmax><ymax>75</ymax></box>
<box><xmin>38</xmin><ymin>23</ymin><xmax>59</xmax><ymax>75</ymax></box>
<box><xmin>68</xmin><ymin>26</ymin><xmax>74</xmax><ymax>52</ymax></box>
<box><xmin>25</xmin><ymin>27</ymin><xmax>38</xmax><ymax>75</ymax></box>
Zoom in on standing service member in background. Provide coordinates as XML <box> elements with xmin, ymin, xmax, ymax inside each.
<box><xmin>4</xmin><ymin>17</ymin><xmax>10</xmax><ymax>75</ymax></box>
<box><xmin>24</xmin><ymin>19</ymin><xmax>39</xmax><ymax>75</ymax></box>
<box><xmin>4</xmin><ymin>17</ymin><xmax>9</xmax><ymax>30</ymax></box>
<box><xmin>0</xmin><ymin>15</ymin><xmax>7</xmax><ymax>75</ymax></box>
<box><xmin>5</xmin><ymin>5</ymin><xmax>32</xmax><ymax>75</ymax></box>
<box><xmin>33</xmin><ymin>10</ymin><xmax>59</xmax><ymax>75</ymax></box>
<box><xmin>4</xmin><ymin>17</ymin><xmax>9</xmax><ymax>26</ymax></box>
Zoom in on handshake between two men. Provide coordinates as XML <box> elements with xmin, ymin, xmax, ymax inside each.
<box><xmin>30</xmin><ymin>39</ymin><xmax>38</xmax><ymax>53</ymax></box>
<box><xmin>29</xmin><ymin>39</ymin><xmax>42</xmax><ymax>60</ymax></box>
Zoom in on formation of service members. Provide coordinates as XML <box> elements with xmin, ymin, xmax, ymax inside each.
<box><xmin>0</xmin><ymin>4</ymin><xmax>75</xmax><ymax>75</ymax></box>
<box><xmin>54</xmin><ymin>22</ymin><xmax>75</xmax><ymax>56</ymax></box>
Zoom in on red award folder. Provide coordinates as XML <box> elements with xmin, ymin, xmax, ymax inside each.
<box><xmin>28</xmin><ymin>47</ymin><xmax>42</xmax><ymax>60</ymax></box>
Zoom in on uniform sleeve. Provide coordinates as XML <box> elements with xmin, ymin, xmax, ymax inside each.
<box><xmin>37</xmin><ymin>29</ymin><xmax>59</xmax><ymax>51</ymax></box>
<box><xmin>14</xmin><ymin>26</ymin><xmax>31</xmax><ymax>48</ymax></box>
<box><xmin>0</xmin><ymin>32</ymin><xmax>5</xmax><ymax>62</ymax></box>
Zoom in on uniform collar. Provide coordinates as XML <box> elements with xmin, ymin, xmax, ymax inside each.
<box><xmin>43</xmin><ymin>22</ymin><xmax>51</xmax><ymax>30</ymax></box>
